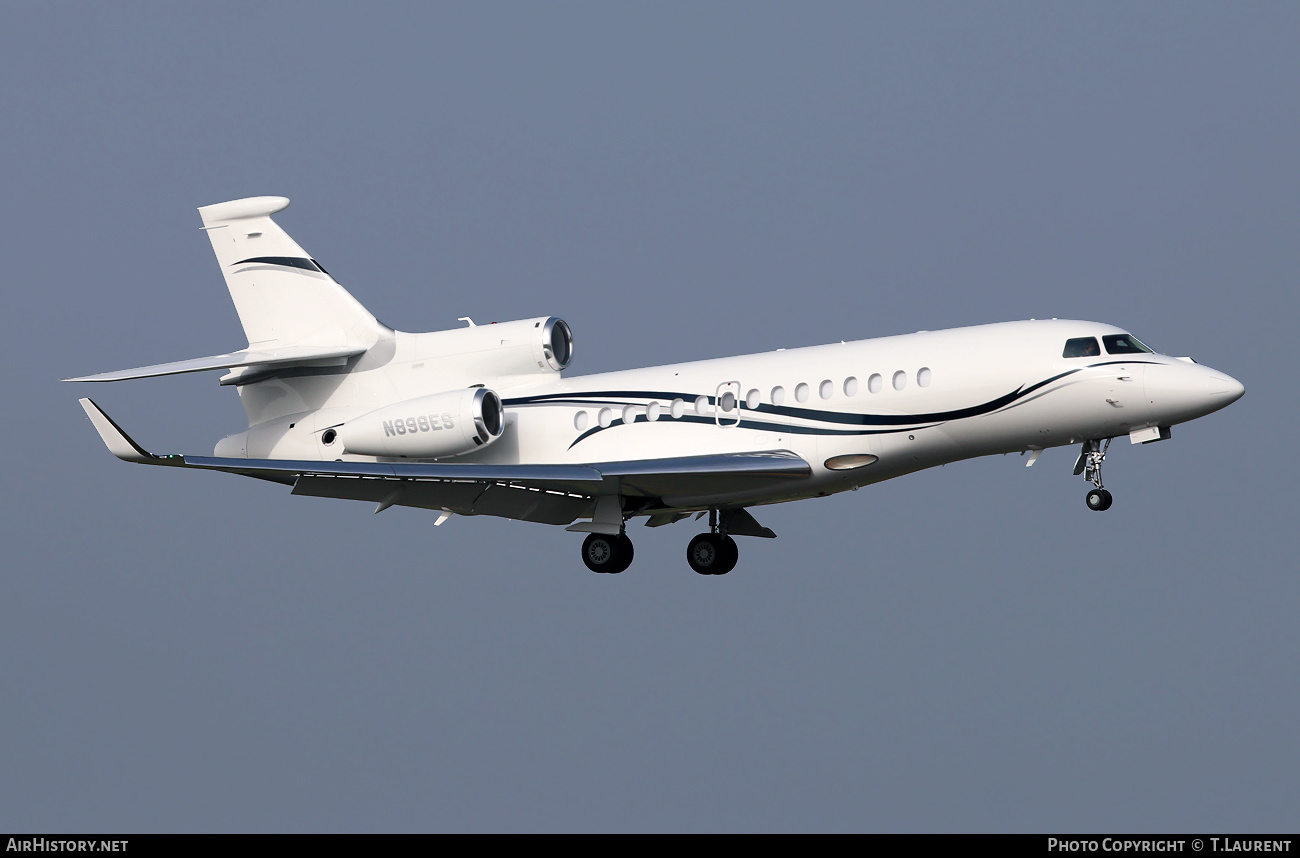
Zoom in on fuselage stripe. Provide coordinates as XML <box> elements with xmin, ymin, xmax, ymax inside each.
<box><xmin>513</xmin><ymin>368</ymin><xmax>1085</xmax><ymax>449</ymax></box>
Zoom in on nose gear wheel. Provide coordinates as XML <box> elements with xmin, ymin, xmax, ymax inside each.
<box><xmin>1086</xmin><ymin>488</ymin><xmax>1113</xmax><ymax>511</ymax></box>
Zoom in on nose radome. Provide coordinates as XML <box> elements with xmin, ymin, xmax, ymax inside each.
<box><xmin>1207</xmin><ymin>372</ymin><xmax>1246</xmax><ymax>404</ymax></box>
<box><xmin>1144</xmin><ymin>362</ymin><xmax>1244</xmax><ymax>426</ymax></box>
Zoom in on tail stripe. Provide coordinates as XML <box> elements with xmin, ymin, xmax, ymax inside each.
<box><xmin>232</xmin><ymin>256</ymin><xmax>325</xmax><ymax>273</ymax></box>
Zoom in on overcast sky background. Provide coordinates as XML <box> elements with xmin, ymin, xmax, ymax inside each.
<box><xmin>1</xmin><ymin>3</ymin><xmax>1295</xmax><ymax>832</ymax></box>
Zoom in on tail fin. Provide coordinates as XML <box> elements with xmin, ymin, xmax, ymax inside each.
<box><xmin>198</xmin><ymin>197</ymin><xmax>383</xmax><ymax>349</ymax></box>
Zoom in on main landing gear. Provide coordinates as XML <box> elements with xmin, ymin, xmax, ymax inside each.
<box><xmin>687</xmin><ymin>509</ymin><xmax>738</xmax><ymax>575</ymax></box>
<box><xmin>581</xmin><ymin>532</ymin><xmax>634</xmax><ymax>574</ymax></box>
<box><xmin>1074</xmin><ymin>438</ymin><xmax>1114</xmax><ymax>511</ymax></box>
<box><xmin>687</xmin><ymin>532</ymin><xmax>739</xmax><ymax>576</ymax></box>
<box><xmin>578</xmin><ymin>508</ymin><xmax>749</xmax><ymax>575</ymax></box>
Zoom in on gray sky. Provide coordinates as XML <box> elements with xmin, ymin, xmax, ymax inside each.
<box><xmin>1</xmin><ymin>2</ymin><xmax>1295</xmax><ymax>832</ymax></box>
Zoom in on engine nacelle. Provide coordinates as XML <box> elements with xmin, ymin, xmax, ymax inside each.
<box><xmin>333</xmin><ymin>388</ymin><xmax>504</xmax><ymax>458</ymax></box>
<box><xmin>416</xmin><ymin>316</ymin><xmax>573</xmax><ymax>379</ymax></box>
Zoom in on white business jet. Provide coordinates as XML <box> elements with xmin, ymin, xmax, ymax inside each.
<box><xmin>68</xmin><ymin>197</ymin><xmax>1245</xmax><ymax>575</ymax></box>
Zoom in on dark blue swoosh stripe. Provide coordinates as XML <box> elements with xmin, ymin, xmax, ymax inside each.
<box><xmin>510</xmin><ymin>368</ymin><xmax>1083</xmax><ymax>429</ymax></box>
<box><xmin>565</xmin><ymin>413</ymin><xmax>936</xmax><ymax>450</ymax></box>
<box><xmin>232</xmin><ymin>256</ymin><xmax>324</xmax><ymax>273</ymax></box>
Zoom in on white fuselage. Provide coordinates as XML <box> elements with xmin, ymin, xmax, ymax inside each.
<box><xmin>217</xmin><ymin>319</ymin><xmax>1244</xmax><ymax>511</ymax></box>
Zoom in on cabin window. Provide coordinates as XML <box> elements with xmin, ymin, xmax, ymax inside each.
<box><xmin>718</xmin><ymin>392</ymin><xmax>736</xmax><ymax>413</ymax></box>
<box><xmin>892</xmin><ymin>370</ymin><xmax>907</xmax><ymax>391</ymax></box>
<box><xmin>694</xmin><ymin>395</ymin><xmax>709</xmax><ymax>415</ymax></box>
<box><xmin>598</xmin><ymin>408</ymin><xmax>613</xmax><ymax>428</ymax></box>
<box><xmin>1063</xmin><ymin>337</ymin><xmax>1101</xmax><ymax>358</ymax></box>
<box><xmin>647</xmin><ymin>401</ymin><xmax>661</xmax><ymax>422</ymax></box>
<box><xmin>1103</xmin><ymin>334</ymin><xmax>1154</xmax><ymax>355</ymax></box>
<box><xmin>795</xmin><ymin>382</ymin><xmax>810</xmax><ymax>403</ymax></box>
<box><xmin>671</xmin><ymin>398</ymin><xmax>685</xmax><ymax>419</ymax></box>
<box><xmin>868</xmin><ymin>373</ymin><xmax>883</xmax><ymax>394</ymax></box>
<box><xmin>622</xmin><ymin>405</ymin><xmax>638</xmax><ymax>425</ymax></box>
<box><xmin>844</xmin><ymin>376</ymin><xmax>858</xmax><ymax>396</ymax></box>
<box><xmin>917</xmin><ymin>367</ymin><xmax>932</xmax><ymax>387</ymax></box>
<box><xmin>574</xmin><ymin>411</ymin><xmax>589</xmax><ymax>430</ymax></box>
<box><xmin>746</xmin><ymin>389</ymin><xmax>760</xmax><ymax>409</ymax></box>
<box><xmin>819</xmin><ymin>379</ymin><xmax>833</xmax><ymax>400</ymax></box>
<box><xmin>771</xmin><ymin>386</ymin><xmax>785</xmax><ymax>405</ymax></box>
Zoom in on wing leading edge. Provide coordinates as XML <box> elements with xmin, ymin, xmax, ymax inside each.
<box><xmin>77</xmin><ymin>399</ymin><xmax>811</xmax><ymax>524</ymax></box>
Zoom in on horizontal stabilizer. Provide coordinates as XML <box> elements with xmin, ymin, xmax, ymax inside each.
<box><xmin>64</xmin><ymin>344</ymin><xmax>366</xmax><ymax>382</ymax></box>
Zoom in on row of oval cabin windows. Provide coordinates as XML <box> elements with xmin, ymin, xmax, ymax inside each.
<box><xmin>572</xmin><ymin>367</ymin><xmax>933</xmax><ymax>430</ymax></box>
<box><xmin>767</xmin><ymin>367</ymin><xmax>932</xmax><ymax>406</ymax></box>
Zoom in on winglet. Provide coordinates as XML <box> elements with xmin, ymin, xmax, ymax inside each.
<box><xmin>78</xmin><ymin>398</ymin><xmax>161</xmax><ymax>464</ymax></box>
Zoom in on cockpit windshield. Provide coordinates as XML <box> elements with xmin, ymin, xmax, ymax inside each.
<box><xmin>1063</xmin><ymin>337</ymin><xmax>1101</xmax><ymax>358</ymax></box>
<box><xmin>1103</xmin><ymin>334</ymin><xmax>1154</xmax><ymax>355</ymax></box>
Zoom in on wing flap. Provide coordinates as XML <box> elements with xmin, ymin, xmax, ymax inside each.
<box><xmin>292</xmin><ymin>477</ymin><xmax>593</xmax><ymax>525</ymax></box>
<box><xmin>593</xmin><ymin>450</ymin><xmax>811</xmax><ymax>498</ymax></box>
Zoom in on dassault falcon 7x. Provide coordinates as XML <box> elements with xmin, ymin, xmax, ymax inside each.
<box><xmin>68</xmin><ymin>196</ymin><xmax>1245</xmax><ymax>575</ymax></box>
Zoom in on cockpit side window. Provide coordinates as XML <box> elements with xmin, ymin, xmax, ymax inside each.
<box><xmin>1103</xmin><ymin>334</ymin><xmax>1154</xmax><ymax>355</ymax></box>
<box><xmin>1063</xmin><ymin>337</ymin><xmax>1101</xmax><ymax>358</ymax></box>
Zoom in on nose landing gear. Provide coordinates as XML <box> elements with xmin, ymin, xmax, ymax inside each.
<box><xmin>1074</xmin><ymin>439</ymin><xmax>1113</xmax><ymax>511</ymax></box>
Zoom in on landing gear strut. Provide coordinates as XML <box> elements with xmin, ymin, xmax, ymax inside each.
<box><xmin>687</xmin><ymin>509</ymin><xmax>739</xmax><ymax>575</ymax></box>
<box><xmin>1075</xmin><ymin>439</ymin><xmax>1113</xmax><ymax>511</ymax></box>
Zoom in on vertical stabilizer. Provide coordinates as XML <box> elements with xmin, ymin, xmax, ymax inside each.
<box><xmin>198</xmin><ymin>197</ymin><xmax>383</xmax><ymax>350</ymax></box>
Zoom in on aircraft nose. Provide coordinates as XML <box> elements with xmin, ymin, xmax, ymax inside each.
<box><xmin>1145</xmin><ymin>361</ymin><xmax>1244</xmax><ymax>425</ymax></box>
<box><xmin>1212</xmin><ymin>372</ymin><xmax>1246</xmax><ymax>404</ymax></box>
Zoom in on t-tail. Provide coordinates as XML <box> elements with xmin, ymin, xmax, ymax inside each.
<box><xmin>65</xmin><ymin>196</ymin><xmax>390</xmax><ymax>421</ymax></box>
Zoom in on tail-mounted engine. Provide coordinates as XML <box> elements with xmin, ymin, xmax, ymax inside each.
<box><xmin>417</xmin><ymin>316</ymin><xmax>573</xmax><ymax>380</ymax></box>
<box><xmin>333</xmin><ymin>387</ymin><xmax>504</xmax><ymax>458</ymax></box>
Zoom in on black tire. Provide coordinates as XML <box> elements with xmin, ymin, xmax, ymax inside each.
<box><xmin>1086</xmin><ymin>488</ymin><xmax>1113</xmax><ymax>512</ymax></box>
<box><xmin>610</xmin><ymin>533</ymin><xmax>635</xmax><ymax>573</ymax></box>
<box><xmin>716</xmin><ymin>534</ymin><xmax>739</xmax><ymax>575</ymax></box>
<box><xmin>687</xmin><ymin>533</ymin><xmax>738</xmax><ymax>575</ymax></box>
<box><xmin>582</xmin><ymin>533</ymin><xmax>633</xmax><ymax>573</ymax></box>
